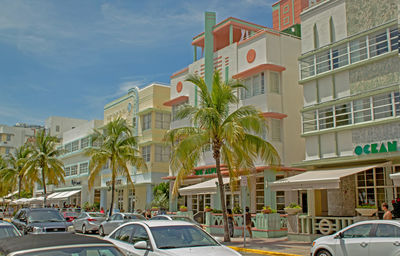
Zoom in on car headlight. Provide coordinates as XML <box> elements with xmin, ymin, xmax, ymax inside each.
<box><xmin>32</xmin><ymin>227</ymin><xmax>44</xmax><ymax>234</ymax></box>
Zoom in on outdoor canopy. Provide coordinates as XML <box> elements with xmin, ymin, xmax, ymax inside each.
<box><xmin>51</xmin><ymin>190</ymin><xmax>81</xmax><ymax>200</ymax></box>
<box><xmin>269</xmin><ymin>164</ymin><xmax>384</xmax><ymax>191</ymax></box>
<box><xmin>178</xmin><ymin>177</ymin><xmax>230</xmax><ymax>195</ymax></box>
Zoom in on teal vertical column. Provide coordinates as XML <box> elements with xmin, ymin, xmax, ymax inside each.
<box><xmin>193</xmin><ymin>46</ymin><xmax>197</xmax><ymax>62</ymax></box>
<box><xmin>264</xmin><ymin>170</ymin><xmax>277</xmax><ymax>209</ymax></box>
<box><xmin>229</xmin><ymin>24</ymin><xmax>233</xmax><ymax>45</ymax></box>
<box><xmin>204</xmin><ymin>12</ymin><xmax>216</xmax><ymax>91</ymax></box>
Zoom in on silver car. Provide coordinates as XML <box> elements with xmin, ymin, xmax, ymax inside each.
<box><xmin>311</xmin><ymin>220</ymin><xmax>400</xmax><ymax>256</ymax></box>
<box><xmin>73</xmin><ymin>212</ymin><xmax>106</xmax><ymax>234</ymax></box>
<box><xmin>99</xmin><ymin>213</ymin><xmax>146</xmax><ymax>236</ymax></box>
<box><xmin>0</xmin><ymin>220</ymin><xmax>21</xmax><ymax>239</ymax></box>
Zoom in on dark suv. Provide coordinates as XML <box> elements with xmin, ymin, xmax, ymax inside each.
<box><xmin>12</xmin><ymin>208</ymin><xmax>70</xmax><ymax>234</ymax></box>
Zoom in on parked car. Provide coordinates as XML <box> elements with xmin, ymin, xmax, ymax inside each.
<box><xmin>0</xmin><ymin>233</ymin><xmax>125</xmax><ymax>256</ymax></box>
<box><xmin>150</xmin><ymin>215</ymin><xmax>201</xmax><ymax>226</ymax></box>
<box><xmin>99</xmin><ymin>213</ymin><xmax>146</xmax><ymax>236</ymax></box>
<box><xmin>0</xmin><ymin>220</ymin><xmax>21</xmax><ymax>239</ymax></box>
<box><xmin>104</xmin><ymin>220</ymin><xmax>242</xmax><ymax>256</ymax></box>
<box><xmin>73</xmin><ymin>212</ymin><xmax>106</xmax><ymax>234</ymax></box>
<box><xmin>11</xmin><ymin>208</ymin><xmax>70</xmax><ymax>234</ymax></box>
<box><xmin>63</xmin><ymin>211</ymin><xmax>79</xmax><ymax>222</ymax></box>
<box><xmin>311</xmin><ymin>220</ymin><xmax>400</xmax><ymax>256</ymax></box>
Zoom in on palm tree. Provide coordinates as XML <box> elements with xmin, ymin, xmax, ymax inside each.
<box><xmin>24</xmin><ymin>130</ymin><xmax>65</xmax><ymax>206</ymax></box>
<box><xmin>86</xmin><ymin>118</ymin><xmax>147</xmax><ymax>217</ymax></box>
<box><xmin>0</xmin><ymin>155</ymin><xmax>9</xmax><ymax>198</ymax></box>
<box><xmin>166</xmin><ymin>72</ymin><xmax>280</xmax><ymax>242</ymax></box>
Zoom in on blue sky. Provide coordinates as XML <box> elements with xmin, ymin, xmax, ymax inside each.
<box><xmin>0</xmin><ymin>0</ymin><xmax>274</xmax><ymax>126</ymax></box>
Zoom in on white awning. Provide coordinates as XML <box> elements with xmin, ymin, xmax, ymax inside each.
<box><xmin>52</xmin><ymin>190</ymin><xmax>81</xmax><ymax>200</ymax></box>
<box><xmin>179</xmin><ymin>178</ymin><xmax>230</xmax><ymax>196</ymax></box>
<box><xmin>4</xmin><ymin>191</ymin><xmax>18</xmax><ymax>199</ymax></box>
<box><xmin>390</xmin><ymin>173</ymin><xmax>400</xmax><ymax>186</ymax></box>
<box><xmin>47</xmin><ymin>192</ymin><xmax>63</xmax><ymax>199</ymax></box>
<box><xmin>269</xmin><ymin>164</ymin><xmax>380</xmax><ymax>191</ymax></box>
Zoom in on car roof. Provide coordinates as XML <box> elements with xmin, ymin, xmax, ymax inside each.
<box><xmin>134</xmin><ymin>220</ymin><xmax>195</xmax><ymax>227</ymax></box>
<box><xmin>22</xmin><ymin>208</ymin><xmax>59</xmax><ymax>212</ymax></box>
<box><xmin>352</xmin><ymin>220</ymin><xmax>400</xmax><ymax>225</ymax></box>
<box><xmin>0</xmin><ymin>233</ymin><xmax>114</xmax><ymax>254</ymax></box>
<box><xmin>0</xmin><ymin>220</ymin><xmax>14</xmax><ymax>227</ymax></box>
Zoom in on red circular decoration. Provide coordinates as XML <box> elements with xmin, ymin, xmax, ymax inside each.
<box><xmin>247</xmin><ymin>49</ymin><xmax>256</xmax><ymax>63</ymax></box>
<box><xmin>176</xmin><ymin>81</ymin><xmax>183</xmax><ymax>93</ymax></box>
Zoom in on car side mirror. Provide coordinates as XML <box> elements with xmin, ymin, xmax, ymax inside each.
<box><xmin>335</xmin><ymin>232</ymin><xmax>344</xmax><ymax>239</ymax></box>
<box><xmin>20</xmin><ymin>217</ymin><xmax>27</xmax><ymax>223</ymax></box>
<box><xmin>106</xmin><ymin>217</ymin><xmax>110</xmax><ymax>222</ymax></box>
<box><xmin>134</xmin><ymin>241</ymin><xmax>149</xmax><ymax>250</ymax></box>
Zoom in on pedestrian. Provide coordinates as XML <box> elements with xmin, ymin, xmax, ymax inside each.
<box><xmin>100</xmin><ymin>207</ymin><xmax>105</xmax><ymax>214</ymax></box>
<box><xmin>244</xmin><ymin>207</ymin><xmax>253</xmax><ymax>238</ymax></box>
<box><xmin>145</xmin><ymin>209</ymin><xmax>152</xmax><ymax>219</ymax></box>
<box><xmin>382</xmin><ymin>202</ymin><xmax>392</xmax><ymax>220</ymax></box>
<box><xmin>227</xmin><ymin>209</ymin><xmax>236</xmax><ymax>238</ymax></box>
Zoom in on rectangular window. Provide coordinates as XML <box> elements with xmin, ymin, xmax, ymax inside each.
<box><xmin>80</xmin><ymin>137</ymin><xmax>89</xmax><ymax>149</ymax></box>
<box><xmin>318</xmin><ymin>107</ymin><xmax>334</xmax><ymax>129</ymax></box>
<box><xmin>369</xmin><ymin>31</ymin><xmax>388</xmax><ymax>57</ymax></box>
<box><xmin>155</xmin><ymin>145</ymin><xmax>171</xmax><ymax>162</ymax></box>
<box><xmin>64</xmin><ymin>143</ymin><xmax>72</xmax><ymax>153</ymax></box>
<box><xmin>155</xmin><ymin>113</ymin><xmax>171</xmax><ymax>129</ymax></box>
<box><xmin>269</xmin><ymin>72</ymin><xmax>280</xmax><ymax>94</ymax></box>
<box><xmin>142</xmin><ymin>113</ymin><xmax>152</xmax><ymax>131</ymax></box>
<box><xmin>271</xmin><ymin>119</ymin><xmax>282</xmax><ymax>141</ymax></box>
<box><xmin>300</xmin><ymin>56</ymin><xmax>315</xmax><ymax>79</ymax></box>
<box><xmin>244</xmin><ymin>78</ymin><xmax>252</xmax><ymax>99</ymax></box>
<box><xmin>255</xmin><ymin>176</ymin><xmax>264</xmax><ymax>213</ymax></box>
<box><xmin>350</xmin><ymin>37</ymin><xmax>368</xmax><ymax>63</ymax></box>
<box><xmin>373</xmin><ymin>93</ymin><xmax>393</xmax><ymax>119</ymax></box>
<box><xmin>394</xmin><ymin>92</ymin><xmax>400</xmax><ymax>116</ymax></box>
<box><xmin>6</xmin><ymin>135</ymin><xmax>11</xmax><ymax>141</ymax></box>
<box><xmin>252</xmin><ymin>74</ymin><xmax>261</xmax><ymax>96</ymax></box>
<box><xmin>141</xmin><ymin>145</ymin><xmax>151</xmax><ymax>162</ymax></box>
<box><xmin>390</xmin><ymin>27</ymin><xmax>399</xmax><ymax>51</ymax></box>
<box><xmin>70</xmin><ymin>165</ymin><xmax>78</xmax><ymax>176</ymax></box>
<box><xmin>302</xmin><ymin>110</ymin><xmax>317</xmax><ymax>132</ymax></box>
<box><xmin>117</xmin><ymin>189</ymin><xmax>124</xmax><ymax>211</ymax></box>
<box><xmin>332</xmin><ymin>44</ymin><xmax>348</xmax><ymax>69</ymax></box>
<box><xmin>261</xmin><ymin>72</ymin><xmax>265</xmax><ymax>94</ymax></box>
<box><xmin>172</xmin><ymin>100</ymin><xmax>188</xmax><ymax>121</ymax></box>
<box><xmin>79</xmin><ymin>162</ymin><xmax>89</xmax><ymax>174</ymax></box>
<box><xmin>71</xmin><ymin>141</ymin><xmax>79</xmax><ymax>152</ymax></box>
<box><xmin>353</xmin><ymin>98</ymin><xmax>372</xmax><ymax>123</ymax></box>
<box><xmin>65</xmin><ymin>167</ymin><xmax>71</xmax><ymax>176</ymax></box>
<box><xmin>56</xmin><ymin>125</ymin><xmax>60</xmax><ymax>132</ymax></box>
<box><xmin>335</xmin><ymin>103</ymin><xmax>352</xmax><ymax>127</ymax></box>
<box><xmin>316</xmin><ymin>51</ymin><xmax>331</xmax><ymax>74</ymax></box>
<box><xmin>240</xmin><ymin>73</ymin><xmax>265</xmax><ymax>99</ymax></box>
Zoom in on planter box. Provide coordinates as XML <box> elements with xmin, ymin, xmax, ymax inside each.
<box><xmin>355</xmin><ymin>208</ymin><xmax>378</xmax><ymax>217</ymax></box>
<box><xmin>285</xmin><ymin>208</ymin><xmax>302</xmax><ymax>215</ymax></box>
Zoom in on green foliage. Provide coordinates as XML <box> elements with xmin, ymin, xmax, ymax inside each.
<box><xmin>233</xmin><ymin>205</ymin><xmax>242</xmax><ymax>214</ymax></box>
<box><xmin>212</xmin><ymin>209</ymin><xmax>223</xmax><ymax>213</ymax></box>
<box><xmin>151</xmin><ymin>182</ymin><xmax>170</xmax><ymax>210</ymax></box>
<box><xmin>357</xmin><ymin>204</ymin><xmax>377</xmax><ymax>209</ymax></box>
<box><xmin>286</xmin><ymin>202</ymin><xmax>302</xmax><ymax>209</ymax></box>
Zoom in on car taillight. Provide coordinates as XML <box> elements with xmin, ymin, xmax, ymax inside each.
<box><xmin>87</xmin><ymin>218</ymin><xmax>97</xmax><ymax>222</ymax></box>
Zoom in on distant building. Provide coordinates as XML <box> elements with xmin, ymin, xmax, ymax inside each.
<box><xmin>0</xmin><ymin>124</ymin><xmax>43</xmax><ymax>156</ymax></box>
<box><xmin>45</xmin><ymin>116</ymin><xmax>88</xmax><ymax>139</ymax></box>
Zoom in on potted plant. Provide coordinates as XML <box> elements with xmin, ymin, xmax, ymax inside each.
<box><xmin>151</xmin><ymin>206</ymin><xmax>159</xmax><ymax>211</ymax></box>
<box><xmin>284</xmin><ymin>202</ymin><xmax>302</xmax><ymax>215</ymax></box>
<box><xmin>356</xmin><ymin>204</ymin><xmax>378</xmax><ymax>216</ymax></box>
<box><xmin>262</xmin><ymin>206</ymin><xmax>272</xmax><ymax>214</ymax></box>
<box><xmin>205</xmin><ymin>206</ymin><xmax>212</xmax><ymax>212</ymax></box>
<box><xmin>179</xmin><ymin>205</ymin><xmax>188</xmax><ymax>212</ymax></box>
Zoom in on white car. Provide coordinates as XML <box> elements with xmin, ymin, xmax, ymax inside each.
<box><xmin>104</xmin><ymin>220</ymin><xmax>242</xmax><ymax>256</ymax></box>
<box><xmin>311</xmin><ymin>220</ymin><xmax>400</xmax><ymax>256</ymax></box>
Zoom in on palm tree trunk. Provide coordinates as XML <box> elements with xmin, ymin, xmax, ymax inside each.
<box><xmin>109</xmin><ymin>173</ymin><xmax>116</xmax><ymax>218</ymax></box>
<box><xmin>42</xmin><ymin>168</ymin><xmax>47</xmax><ymax>207</ymax></box>
<box><xmin>18</xmin><ymin>176</ymin><xmax>22</xmax><ymax>198</ymax></box>
<box><xmin>214</xmin><ymin>148</ymin><xmax>230</xmax><ymax>242</ymax></box>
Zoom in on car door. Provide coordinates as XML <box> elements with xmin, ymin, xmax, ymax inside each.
<box><xmin>74</xmin><ymin>213</ymin><xmax>86</xmax><ymax>231</ymax></box>
<box><xmin>369</xmin><ymin>223</ymin><xmax>400</xmax><ymax>256</ymax></box>
<box><xmin>104</xmin><ymin>214</ymin><xmax>118</xmax><ymax>234</ymax></box>
<box><xmin>334</xmin><ymin>223</ymin><xmax>373</xmax><ymax>256</ymax></box>
<box><xmin>128</xmin><ymin>224</ymin><xmax>157</xmax><ymax>256</ymax></box>
<box><xmin>108</xmin><ymin>224</ymin><xmax>136</xmax><ymax>255</ymax></box>
<box><xmin>112</xmin><ymin>214</ymin><xmax>124</xmax><ymax>230</ymax></box>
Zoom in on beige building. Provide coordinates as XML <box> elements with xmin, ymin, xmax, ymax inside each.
<box><xmin>0</xmin><ymin>124</ymin><xmax>42</xmax><ymax>156</ymax></box>
<box><xmin>101</xmin><ymin>83</ymin><xmax>171</xmax><ymax>211</ymax></box>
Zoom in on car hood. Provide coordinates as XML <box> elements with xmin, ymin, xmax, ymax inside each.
<box><xmin>315</xmin><ymin>234</ymin><xmax>335</xmax><ymax>244</ymax></box>
<box><xmin>156</xmin><ymin>246</ymin><xmax>241</xmax><ymax>256</ymax></box>
<box><xmin>28</xmin><ymin>221</ymin><xmax>69</xmax><ymax>228</ymax></box>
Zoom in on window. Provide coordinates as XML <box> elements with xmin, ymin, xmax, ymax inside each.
<box><xmin>350</xmin><ymin>37</ymin><xmax>368</xmax><ymax>63</ymax></box>
<box><xmin>141</xmin><ymin>145</ymin><xmax>151</xmax><ymax>162</ymax></box>
<box><xmin>390</xmin><ymin>27</ymin><xmax>399</xmax><ymax>51</ymax></box>
<box><xmin>71</xmin><ymin>141</ymin><xmax>79</xmax><ymax>152</ymax></box>
<box><xmin>80</xmin><ymin>137</ymin><xmax>89</xmax><ymax>149</ymax></box>
<box><xmin>271</xmin><ymin>119</ymin><xmax>282</xmax><ymax>141</ymax></box>
<box><xmin>373</xmin><ymin>93</ymin><xmax>393</xmax><ymax>120</ymax></box>
<box><xmin>142</xmin><ymin>113</ymin><xmax>152</xmax><ymax>131</ymax></box>
<box><xmin>65</xmin><ymin>167</ymin><xmax>71</xmax><ymax>177</ymax></box>
<box><xmin>256</xmin><ymin>176</ymin><xmax>264</xmax><ymax>212</ymax></box>
<box><xmin>131</xmin><ymin>225</ymin><xmax>149</xmax><ymax>244</ymax></box>
<box><xmin>300</xmin><ymin>56</ymin><xmax>315</xmax><ymax>79</ymax></box>
<box><xmin>342</xmin><ymin>224</ymin><xmax>372</xmax><ymax>238</ymax></box>
<box><xmin>332</xmin><ymin>44</ymin><xmax>348</xmax><ymax>69</ymax></box>
<box><xmin>128</xmin><ymin>189</ymin><xmax>135</xmax><ymax>213</ymax></box>
<box><xmin>64</xmin><ymin>143</ymin><xmax>72</xmax><ymax>153</ymax></box>
<box><xmin>70</xmin><ymin>165</ymin><xmax>78</xmax><ymax>176</ymax></box>
<box><xmin>155</xmin><ymin>113</ymin><xmax>171</xmax><ymax>129</ymax></box>
<box><xmin>115</xmin><ymin>224</ymin><xmax>135</xmax><ymax>242</ymax></box>
<box><xmin>335</xmin><ymin>103</ymin><xmax>352</xmax><ymax>127</ymax></box>
<box><xmin>375</xmin><ymin>224</ymin><xmax>400</xmax><ymax>237</ymax></box>
<box><xmin>302</xmin><ymin>110</ymin><xmax>317</xmax><ymax>132</ymax></box>
<box><xmin>6</xmin><ymin>135</ymin><xmax>11</xmax><ymax>141</ymax></box>
<box><xmin>240</xmin><ymin>73</ymin><xmax>265</xmax><ymax>99</ymax></box>
<box><xmin>369</xmin><ymin>31</ymin><xmax>388</xmax><ymax>57</ymax></box>
<box><xmin>117</xmin><ymin>189</ymin><xmax>124</xmax><ymax>211</ymax></box>
<box><xmin>56</xmin><ymin>125</ymin><xmax>60</xmax><ymax>132</ymax></box>
<box><xmin>318</xmin><ymin>107</ymin><xmax>334</xmax><ymax>129</ymax></box>
<box><xmin>155</xmin><ymin>145</ymin><xmax>170</xmax><ymax>162</ymax></box>
<box><xmin>354</xmin><ymin>98</ymin><xmax>372</xmax><ymax>123</ymax></box>
<box><xmin>79</xmin><ymin>162</ymin><xmax>89</xmax><ymax>174</ymax></box>
<box><xmin>172</xmin><ymin>100</ymin><xmax>188</xmax><ymax>121</ymax></box>
<box><xmin>269</xmin><ymin>72</ymin><xmax>280</xmax><ymax>94</ymax></box>
<box><xmin>316</xmin><ymin>51</ymin><xmax>331</xmax><ymax>74</ymax></box>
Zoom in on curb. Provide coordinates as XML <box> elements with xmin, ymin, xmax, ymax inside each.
<box><xmin>228</xmin><ymin>246</ymin><xmax>304</xmax><ymax>256</ymax></box>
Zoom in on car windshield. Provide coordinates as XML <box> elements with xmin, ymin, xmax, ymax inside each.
<box><xmin>16</xmin><ymin>246</ymin><xmax>124</xmax><ymax>256</ymax></box>
<box><xmin>28</xmin><ymin>210</ymin><xmax>65</xmax><ymax>223</ymax></box>
<box><xmin>150</xmin><ymin>225</ymin><xmax>219</xmax><ymax>249</ymax></box>
<box><xmin>88</xmin><ymin>213</ymin><xmax>105</xmax><ymax>218</ymax></box>
<box><xmin>0</xmin><ymin>226</ymin><xmax>20</xmax><ymax>239</ymax></box>
<box><xmin>125</xmin><ymin>214</ymin><xmax>146</xmax><ymax>220</ymax></box>
<box><xmin>65</xmin><ymin>212</ymin><xmax>78</xmax><ymax>217</ymax></box>
<box><xmin>171</xmin><ymin>216</ymin><xmax>196</xmax><ymax>223</ymax></box>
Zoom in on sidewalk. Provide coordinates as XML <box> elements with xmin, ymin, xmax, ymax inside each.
<box><xmin>222</xmin><ymin>237</ymin><xmax>311</xmax><ymax>256</ymax></box>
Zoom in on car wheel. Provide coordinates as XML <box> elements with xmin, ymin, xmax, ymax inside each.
<box><xmin>99</xmin><ymin>226</ymin><xmax>105</xmax><ymax>236</ymax></box>
<box><xmin>82</xmin><ymin>225</ymin><xmax>87</xmax><ymax>234</ymax></box>
<box><xmin>316</xmin><ymin>249</ymin><xmax>332</xmax><ymax>256</ymax></box>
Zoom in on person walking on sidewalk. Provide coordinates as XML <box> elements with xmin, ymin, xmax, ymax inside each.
<box><xmin>382</xmin><ymin>202</ymin><xmax>392</xmax><ymax>220</ymax></box>
<box><xmin>227</xmin><ymin>209</ymin><xmax>236</xmax><ymax>237</ymax></box>
<box><xmin>244</xmin><ymin>207</ymin><xmax>253</xmax><ymax>238</ymax></box>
